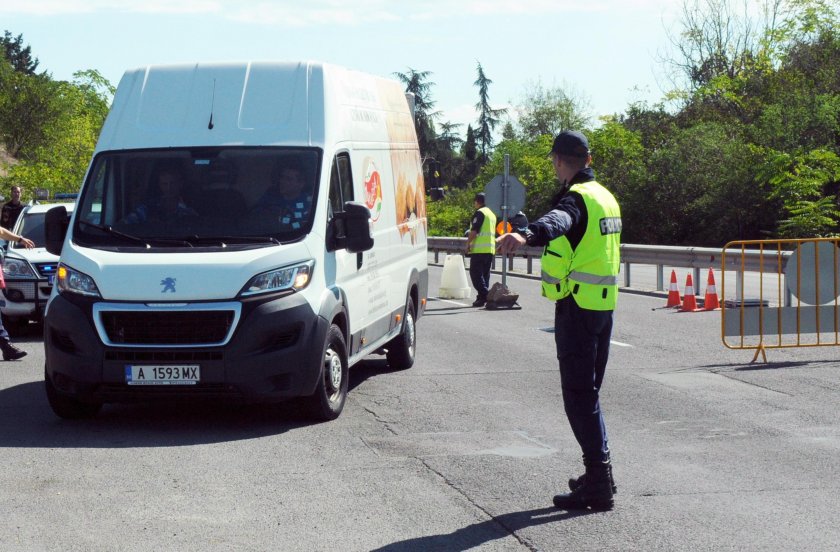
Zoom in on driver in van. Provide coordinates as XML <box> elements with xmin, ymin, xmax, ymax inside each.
<box><xmin>122</xmin><ymin>163</ymin><xmax>198</xmax><ymax>224</ymax></box>
<box><xmin>257</xmin><ymin>160</ymin><xmax>313</xmax><ymax>230</ymax></box>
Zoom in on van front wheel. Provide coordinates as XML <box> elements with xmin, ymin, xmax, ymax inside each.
<box><xmin>386</xmin><ymin>297</ymin><xmax>416</xmax><ymax>370</ymax></box>
<box><xmin>303</xmin><ymin>324</ymin><xmax>348</xmax><ymax>421</ymax></box>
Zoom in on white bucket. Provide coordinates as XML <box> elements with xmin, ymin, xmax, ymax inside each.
<box><xmin>438</xmin><ymin>254</ymin><xmax>471</xmax><ymax>299</ymax></box>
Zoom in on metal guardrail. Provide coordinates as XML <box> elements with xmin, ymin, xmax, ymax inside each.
<box><xmin>428</xmin><ymin>237</ymin><xmax>789</xmax><ymax>293</ymax></box>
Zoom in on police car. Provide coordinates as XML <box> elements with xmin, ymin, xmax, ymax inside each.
<box><xmin>1</xmin><ymin>200</ymin><xmax>76</xmax><ymax>333</ymax></box>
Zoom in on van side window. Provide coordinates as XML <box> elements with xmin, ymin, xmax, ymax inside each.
<box><xmin>328</xmin><ymin>153</ymin><xmax>353</xmax><ymax>217</ymax></box>
<box><xmin>81</xmin><ymin>160</ymin><xmax>109</xmax><ymax>225</ymax></box>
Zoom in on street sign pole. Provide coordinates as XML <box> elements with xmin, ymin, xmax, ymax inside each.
<box><xmin>483</xmin><ymin>161</ymin><xmax>525</xmax><ymax>310</ymax></box>
<box><xmin>502</xmin><ymin>154</ymin><xmax>510</xmax><ymax>287</ymax></box>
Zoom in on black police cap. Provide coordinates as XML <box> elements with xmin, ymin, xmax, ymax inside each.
<box><xmin>550</xmin><ymin>130</ymin><xmax>590</xmax><ymax>158</ymax></box>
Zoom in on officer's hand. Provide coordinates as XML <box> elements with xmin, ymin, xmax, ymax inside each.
<box><xmin>496</xmin><ymin>233</ymin><xmax>525</xmax><ymax>255</ymax></box>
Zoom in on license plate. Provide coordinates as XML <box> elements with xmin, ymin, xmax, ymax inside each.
<box><xmin>47</xmin><ymin>275</ymin><xmax>54</xmax><ymax>285</ymax></box>
<box><xmin>125</xmin><ymin>365</ymin><xmax>200</xmax><ymax>385</ymax></box>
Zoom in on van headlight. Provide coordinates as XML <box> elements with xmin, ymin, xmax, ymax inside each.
<box><xmin>2</xmin><ymin>257</ymin><xmax>37</xmax><ymax>279</ymax></box>
<box><xmin>240</xmin><ymin>260</ymin><xmax>314</xmax><ymax>297</ymax></box>
<box><xmin>57</xmin><ymin>263</ymin><xmax>102</xmax><ymax>298</ymax></box>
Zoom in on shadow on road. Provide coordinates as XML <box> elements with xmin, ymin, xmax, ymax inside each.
<box><xmin>369</xmin><ymin>506</ymin><xmax>597</xmax><ymax>551</ymax></box>
<box><xmin>699</xmin><ymin>359</ymin><xmax>840</xmax><ymax>371</ymax></box>
<box><xmin>0</xmin><ymin>358</ymin><xmax>398</xmax><ymax>449</ymax></box>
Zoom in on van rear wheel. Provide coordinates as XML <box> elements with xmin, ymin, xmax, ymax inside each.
<box><xmin>386</xmin><ymin>297</ymin><xmax>416</xmax><ymax>370</ymax></box>
<box><xmin>303</xmin><ymin>324</ymin><xmax>348</xmax><ymax>421</ymax></box>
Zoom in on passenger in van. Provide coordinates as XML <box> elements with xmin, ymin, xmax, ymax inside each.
<box><xmin>122</xmin><ymin>164</ymin><xmax>198</xmax><ymax>224</ymax></box>
<box><xmin>256</xmin><ymin>160</ymin><xmax>313</xmax><ymax>230</ymax></box>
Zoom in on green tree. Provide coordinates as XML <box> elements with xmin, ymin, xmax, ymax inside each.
<box><xmin>1</xmin><ymin>30</ymin><xmax>39</xmax><ymax>75</ymax></box>
<box><xmin>1</xmin><ymin>69</ymin><xmax>113</xmax><ymax>195</ymax></box>
<box><xmin>473</xmin><ymin>62</ymin><xmax>507</xmax><ymax>161</ymax></box>
<box><xmin>515</xmin><ymin>80</ymin><xmax>592</xmax><ymax>140</ymax></box>
<box><xmin>474</xmin><ymin>134</ymin><xmax>556</xmax><ymax>219</ymax></box>
<box><xmin>663</xmin><ymin>0</ymin><xmax>783</xmax><ymax>94</ymax></box>
<box><xmin>631</xmin><ymin>122</ymin><xmax>776</xmax><ymax>245</ymax></box>
<box><xmin>426</xmin><ymin>186</ymin><xmax>475</xmax><ymax>236</ymax></box>
<box><xmin>394</xmin><ymin>68</ymin><xmax>438</xmax><ymax>160</ymax></box>
<box><xmin>750</xmin><ymin>12</ymin><xmax>840</xmax><ymax>151</ymax></box>
<box><xmin>0</xmin><ymin>60</ymin><xmax>61</xmax><ymax>158</ymax></box>
<box><xmin>759</xmin><ymin>148</ymin><xmax>840</xmax><ymax>237</ymax></box>
<box><xmin>589</xmin><ymin>120</ymin><xmax>648</xmax><ymax>241</ymax></box>
<box><xmin>451</xmin><ymin>125</ymin><xmax>479</xmax><ymax>188</ymax></box>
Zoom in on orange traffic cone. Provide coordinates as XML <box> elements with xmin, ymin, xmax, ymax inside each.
<box><xmin>704</xmin><ymin>268</ymin><xmax>720</xmax><ymax>310</ymax></box>
<box><xmin>680</xmin><ymin>273</ymin><xmax>702</xmax><ymax>312</ymax></box>
<box><xmin>666</xmin><ymin>269</ymin><xmax>681</xmax><ymax>308</ymax></box>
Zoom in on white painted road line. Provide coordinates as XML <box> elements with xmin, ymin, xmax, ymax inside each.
<box><xmin>431</xmin><ymin>297</ymin><xmax>471</xmax><ymax>307</ymax></box>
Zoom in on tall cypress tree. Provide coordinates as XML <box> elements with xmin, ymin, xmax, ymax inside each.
<box><xmin>473</xmin><ymin>62</ymin><xmax>507</xmax><ymax>161</ymax></box>
<box><xmin>1</xmin><ymin>31</ymin><xmax>39</xmax><ymax>75</ymax></box>
<box><xmin>394</xmin><ymin>68</ymin><xmax>438</xmax><ymax>159</ymax></box>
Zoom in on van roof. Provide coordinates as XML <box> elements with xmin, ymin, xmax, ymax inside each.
<box><xmin>95</xmin><ymin>61</ymin><xmax>416</xmax><ymax>152</ymax></box>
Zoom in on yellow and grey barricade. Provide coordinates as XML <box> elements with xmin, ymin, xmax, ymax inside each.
<box><xmin>722</xmin><ymin>238</ymin><xmax>840</xmax><ymax>362</ymax></box>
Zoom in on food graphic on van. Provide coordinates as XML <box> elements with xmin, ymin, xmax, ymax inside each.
<box><xmin>363</xmin><ymin>158</ymin><xmax>382</xmax><ymax>222</ymax></box>
<box><xmin>393</xmin><ymin>151</ymin><xmax>426</xmax><ymax>245</ymax></box>
<box><xmin>415</xmin><ymin>173</ymin><xmax>427</xmax><ymax>231</ymax></box>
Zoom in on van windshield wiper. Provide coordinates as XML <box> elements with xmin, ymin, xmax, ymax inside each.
<box><xmin>78</xmin><ymin>221</ymin><xmax>193</xmax><ymax>247</ymax></box>
<box><xmin>178</xmin><ymin>235</ymin><xmax>282</xmax><ymax>246</ymax></box>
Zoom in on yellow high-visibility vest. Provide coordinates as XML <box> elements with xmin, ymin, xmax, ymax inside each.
<box><xmin>472</xmin><ymin>206</ymin><xmax>496</xmax><ymax>254</ymax></box>
<box><xmin>540</xmin><ymin>181</ymin><xmax>621</xmax><ymax>310</ymax></box>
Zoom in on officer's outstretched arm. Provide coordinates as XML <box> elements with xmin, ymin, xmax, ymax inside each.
<box><xmin>496</xmin><ymin>232</ymin><xmax>525</xmax><ymax>255</ymax></box>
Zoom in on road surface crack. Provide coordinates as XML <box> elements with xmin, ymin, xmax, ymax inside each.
<box><xmin>418</xmin><ymin>458</ymin><xmax>539</xmax><ymax>551</ymax></box>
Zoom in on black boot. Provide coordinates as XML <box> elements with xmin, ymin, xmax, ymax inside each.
<box><xmin>569</xmin><ymin>461</ymin><xmax>617</xmax><ymax>494</ymax></box>
<box><xmin>554</xmin><ymin>460</ymin><xmax>614</xmax><ymax>511</ymax></box>
<box><xmin>1</xmin><ymin>341</ymin><xmax>27</xmax><ymax>361</ymax></box>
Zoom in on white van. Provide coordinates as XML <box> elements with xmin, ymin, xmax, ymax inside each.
<box><xmin>43</xmin><ymin>61</ymin><xmax>429</xmax><ymax>420</ymax></box>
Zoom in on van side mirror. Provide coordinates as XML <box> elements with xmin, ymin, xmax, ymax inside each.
<box><xmin>328</xmin><ymin>201</ymin><xmax>373</xmax><ymax>253</ymax></box>
<box><xmin>45</xmin><ymin>206</ymin><xmax>70</xmax><ymax>256</ymax></box>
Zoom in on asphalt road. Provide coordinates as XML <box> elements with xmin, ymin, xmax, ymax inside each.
<box><xmin>1</xmin><ymin>267</ymin><xmax>839</xmax><ymax>551</ymax></box>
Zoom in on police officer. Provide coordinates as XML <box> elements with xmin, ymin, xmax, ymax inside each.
<box><xmin>1</xmin><ymin>186</ymin><xmax>25</xmax><ymax>230</ymax></box>
<box><xmin>465</xmin><ymin>192</ymin><xmax>497</xmax><ymax>307</ymax></box>
<box><xmin>497</xmin><ymin>130</ymin><xmax>621</xmax><ymax>511</ymax></box>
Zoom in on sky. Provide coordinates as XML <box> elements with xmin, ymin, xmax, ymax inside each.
<box><xmin>0</xmin><ymin>0</ymin><xmax>685</xmax><ymax>135</ymax></box>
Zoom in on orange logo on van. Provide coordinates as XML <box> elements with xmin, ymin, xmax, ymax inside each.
<box><xmin>364</xmin><ymin>159</ymin><xmax>382</xmax><ymax>222</ymax></box>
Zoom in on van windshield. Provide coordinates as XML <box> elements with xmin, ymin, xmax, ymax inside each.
<box><xmin>73</xmin><ymin>147</ymin><xmax>320</xmax><ymax>250</ymax></box>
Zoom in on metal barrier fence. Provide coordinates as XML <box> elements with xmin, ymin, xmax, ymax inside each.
<box><xmin>722</xmin><ymin>238</ymin><xmax>840</xmax><ymax>362</ymax></box>
<box><xmin>428</xmin><ymin>237</ymin><xmax>783</xmax><ymax>297</ymax></box>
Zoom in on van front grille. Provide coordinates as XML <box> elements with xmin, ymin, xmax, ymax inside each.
<box><xmin>100</xmin><ymin>310</ymin><xmax>235</xmax><ymax>345</ymax></box>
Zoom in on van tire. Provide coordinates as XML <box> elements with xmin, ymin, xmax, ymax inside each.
<box><xmin>304</xmin><ymin>324</ymin><xmax>348</xmax><ymax>421</ymax></box>
<box><xmin>44</xmin><ymin>369</ymin><xmax>102</xmax><ymax>419</ymax></box>
<box><xmin>386</xmin><ymin>297</ymin><xmax>416</xmax><ymax>370</ymax></box>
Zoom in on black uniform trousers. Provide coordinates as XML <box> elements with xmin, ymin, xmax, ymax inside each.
<box><xmin>554</xmin><ymin>296</ymin><xmax>612</xmax><ymax>463</ymax></box>
<box><xmin>468</xmin><ymin>253</ymin><xmax>493</xmax><ymax>301</ymax></box>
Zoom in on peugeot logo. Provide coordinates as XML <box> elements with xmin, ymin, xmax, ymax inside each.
<box><xmin>160</xmin><ymin>277</ymin><xmax>177</xmax><ymax>293</ymax></box>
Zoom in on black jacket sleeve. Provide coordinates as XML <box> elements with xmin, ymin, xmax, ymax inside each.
<box><xmin>470</xmin><ymin>209</ymin><xmax>485</xmax><ymax>232</ymax></box>
<box><xmin>524</xmin><ymin>193</ymin><xmax>586</xmax><ymax>248</ymax></box>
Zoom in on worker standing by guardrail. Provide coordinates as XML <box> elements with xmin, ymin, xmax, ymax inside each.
<box><xmin>465</xmin><ymin>192</ymin><xmax>496</xmax><ymax>307</ymax></box>
<box><xmin>497</xmin><ymin>130</ymin><xmax>622</xmax><ymax>512</ymax></box>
